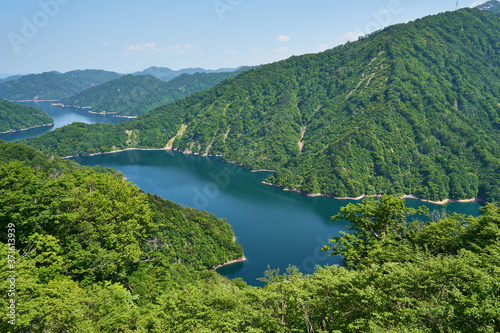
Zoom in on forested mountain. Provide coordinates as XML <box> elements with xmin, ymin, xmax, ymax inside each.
<box><xmin>0</xmin><ymin>140</ymin><xmax>247</xmax><ymax>331</ymax></box>
<box><xmin>1</xmin><ymin>147</ymin><xmax>499</xmax><ymax>333</ymax></box>
<box><xmin>22</xmin><ymin>8</ymin><xmax>500</xmax><ymax>202</ymax></box>
<box><xmin>0</xmin><ymin>99</ymin><xmax>53</xmax><ymax>133</ymax></box>
<box><xmin>60</xmin><ymin>68</ymin><xmax>252</xmax><ymax>117</ymax></box>
<box><xmin>134</xmin><ymin>66</ymin><xmax>241</xmax><ymax>81</ymax></box>
<box><xmin>477</xmin><ymin>0</ymin><xmax>500</xmax><ymax>14</ymax></box>
<box><xmin>0</xmin><ymin>75</ymin><xmax>23</xmax><ymax>84</ymax></box>
<box><xmin>0</xmin><ymin>70</ymin><xmax>121</xmax><ymax>101</ymax></box>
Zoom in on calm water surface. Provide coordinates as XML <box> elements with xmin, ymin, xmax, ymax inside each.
<box><xmin>4</xmin><ymin>101</ymin><xmax>482</xmax><ymax>285</ymax></box>
<box><xmin>0</xmin><ymin>101</ymin><xmax>130</xmax><ymax>142</ymax></box>
<box><xmin>73</xmin><ymin>150</ymin><xmax>482</xmax><ymax>286</ymax></box>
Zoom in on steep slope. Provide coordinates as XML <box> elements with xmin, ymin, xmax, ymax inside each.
<box><xmin>60</xmin><ymin>68</ymin><xmax>252</xmax><ymax>117</ymax></box>
<box><xmin>477</xmin><ymin>0</ymin><xmax>500</xmax><ymax>14</ymax></box>
<box><xmin>23</xmin><ymin>9</ymin><xmax>500</xmax><ymax>202</ymax></box>
<box><xmin>134</xmin><ymin>66</ymin><xmax>240</xmax><ymax>81</ymax></box>
<box><xmin>0</xmin><ymin>99</ymin><xmax>53</xmax><ymax>133</ymax></box>
<box><xmin>0</xmin><ymin>69</ymin><xmax>121</xmax><ymax>101</ymax></box>
<box><xmin>0</xmin><ymin>140</ymin><xmax>243</xmax><ymax>273</ymax></box>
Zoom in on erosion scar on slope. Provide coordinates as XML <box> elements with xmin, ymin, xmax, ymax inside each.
<box><xmin>299</xmin><ymin>126</ymin><xmax>307</xmax><ymax>152</ymax></box>
<box><xmin>165</xmin><ymin>124</ymin><xmax>188</xmax><ymax>150</ymax></box>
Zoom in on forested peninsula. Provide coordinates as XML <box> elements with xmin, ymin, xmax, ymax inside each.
<box><xmin>22</xmin><ymin>9</ymin><xmax>500</xmax><ymax>203</ymax></box>
<box><xmin>1</xmin><ymin>139</ymin><xmax>499</xmax><ymax>331</ymax></box>
<box><xmin>0</xmin><ymin>99</ymin><xmax>53</xmax><ymax>133</ymax></box>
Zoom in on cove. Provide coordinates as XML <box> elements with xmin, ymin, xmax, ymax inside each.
<box><xmin>72</xmin><ymin>150</ymin><xmax>482</xmax><ymax>286</ymax></box>
<box><xmin>0</xmin><ymin>101</ymin><xmax>130</xmax><ymax>142</ymax></box>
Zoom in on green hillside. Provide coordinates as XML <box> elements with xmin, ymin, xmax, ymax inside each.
<box><xmin>1</xmin><ymin>149</ymin><xmax>499</xmax><ymax>332</ymax></box>
<box><xmin>0</xmin><ymin>140</ymin><xmax>243</xmax><ymax>272</ymax></box>
<box><xmin>60</xmin><ymin>68</ymin><xmax>251</xmax><ymax>117</ymax></box>
<box><xmin>477</xmin><ymin>0</ymin><xmax>500</xmax><ymax>14</ymax></box>
<box><xmin>0</xmin><ymin>70</ymin><xmax>121</xmax><ymax>101</ymax></box>
<box><xmin>0</xmin><ymin>75</ymin><xmax>23</xmax><ymax>84</ymax></box>
<box><xmin>23</xmin><ymin>8</ymin><xmax>500</xmax><ymax>202</ymax></box>
<box><xmin>0</xmin><ymin>99</ymin><xmax>53</xmax><ymax>133</ymax></box>
<box><xmin>134</xmin><ymin>65</ymin><xmax>240</xmax><ymax>81</ymax></box>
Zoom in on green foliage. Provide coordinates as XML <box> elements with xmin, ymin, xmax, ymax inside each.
<box><xmin>323</xmin><ymin>195</ymin><xmax>426</xmax><ymax>267</ymax></box>
<box><xmin>22</xmin><ymin>9</ymin><xmax>500</xmax><ymax>202</ymax></box>
<box><xmin>0</xmin><ymin>99</ymin><xmax>53</xmax><ymax>133</ymax></box>
<box><xmin>0</xmin><ymin>70</ymin><xmax>121</xmax><ymax>101</ymax></box>
<box><xmin>145</xmin><ymin>193</ymin><xmax>244</xmax><ymax>270</ymax></box>
<box><xmin>134</xmin><ymin>65</ymin><xmax>243</xmax><ymax>81</ymax></box>
<box><xmin>1</xmin><ymin>144</ymin><xmax>499</xmax><ymax>331</ymax></box>
<box><xmin>61</xmin><ymin>68</ymin><xmax>252</xmax><ymax>117</ymax></box>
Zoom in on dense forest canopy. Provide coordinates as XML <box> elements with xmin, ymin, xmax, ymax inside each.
<box><xmin>60</xmin><ymin>68</ymin><xmax>253</xmax><ymax>116</ymax></box>
<box><xmin>22</xmin><ymin>9</ymin><xmax>500</xmax><ymax>202</ymax></box>
<box><xmin>0</xmin><ymin>99</ymin><xmax>53</xmax><ymax>133</ymax></box>
<box><xmin>0</xmin><ymin>70</ymin><xmax>121</xmax><ymax>101</ymax></box>
<box><xmin>1</xmin><ymin>140</ymin><xmax>498</xmax><ymax>332</ymax></box>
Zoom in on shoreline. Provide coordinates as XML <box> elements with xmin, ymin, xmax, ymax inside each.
<box><xmin>0</xmin><ymin>122</ymin><xmax>54</xmax><ymax>134</ymax></box>
<box><xmin>52</xmin><ymin>102</ymin><xmax>138</xmax><ymax>119</ymax></box>
<box><xmin>62</xmin><ymin>147</ymin><xmax>483</xmax><ymax>205</ymax></box>
<box><xmin>11</xmin><ymin>99</ymin><xmax>59</xmax><ymax>102</ymax></box>
<box><xmin>261</xmin><ymin>181</ymin><xmax>483</xmax><ymax>205</ymax></box>
<box><xmin>212</xmin><ymin>256</ymin><xmax>247</xmax><ymax>271</ymax></box>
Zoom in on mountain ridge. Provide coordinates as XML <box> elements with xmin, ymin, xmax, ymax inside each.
<box><xmin>133</xmin><ymin>66</ymin><xmax>242</xmax><ymax>81</ymax></box>
<box><xmin>60</xmin><ymin>68</ymin><xmax>253</xmax><ymax>116</ymax></box>
<box><xmin>0</xmin><ymin>69</ymin><xmax>121</xmax><ymax>101</ymax></box>
<box><xmin>22</xmin><ymin>8</ymin><xmax>500</xmax><ymax>202</ymax></box>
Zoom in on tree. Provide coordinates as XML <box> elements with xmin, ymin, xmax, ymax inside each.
<box><xmin>322</xmin><ymin>195</ymin><xmax>426</xmax><ymax>267</ymax></box>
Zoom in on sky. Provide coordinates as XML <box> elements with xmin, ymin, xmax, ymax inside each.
<box><xmin>0</xmin><ymin>0</ymin><xmax>491</xmax><ymax>76</ymax></box>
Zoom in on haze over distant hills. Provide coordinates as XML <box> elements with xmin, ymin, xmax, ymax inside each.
<box><xmin>23</xmin><ymin>8</ymin><xmax>500</xmax><ymax>202</ymax></box>
<box><xmin>0</xmin><ymin>66</ymin><xmax>247</xmax><ymax>102</ymax></box>
<box><xmin>133</xmin><ymin>66</ymin><xmax>242</xmax><ymax>81</ymax></box>
<box><xmin>0</xmin><ymin>70</ymin><xmax>121</xmax><ymax>101</ymax></box>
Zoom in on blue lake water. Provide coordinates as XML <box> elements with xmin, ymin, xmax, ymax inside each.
<box><xmin>0</xmin><ymin>101</ymin><xmax>130</xmax><ymax>142</ymax></box>
<box><xmin>72</xmin><ymin>150</ymin><xmax>482</xmax><ymax>286</ymax></box>
<box><xmin>3</xmin><ymin>101</ymin><xmax>482</xmax><ymax>286</ymax></box>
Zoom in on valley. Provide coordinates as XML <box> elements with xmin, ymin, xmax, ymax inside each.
<box><xmin>1</xmin><ymin>3</ymin><xmax>500</xmax><ymax>332</ymax></box>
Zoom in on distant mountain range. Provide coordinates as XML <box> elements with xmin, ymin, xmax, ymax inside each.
<box><xmin>61</xmin><ymin>68</ymin><xmax>253</xmax><ymax>117</ymax></box>
<box><xmin>0</xmin><ymin>66</ymin><xmax>248</xmax><ymax>102</ymax></box>
<box><xmin>0</xmin><ymin>75</ymin><xmax>24</xmax><ymax>84</ymax></box>
<box><xmin>0</xmin><ymin>70</ymin><xmax>121</xmax><ymax>101</ymax></box>
<box><xmin>23</xmin><ymin>8</ymin><xmax>500</xmax><ymax>202</ymax></box>
<box><xmin>133</xmin><ymin>66</ymin><xmax>242</xmax><ymax>81</ymax></box>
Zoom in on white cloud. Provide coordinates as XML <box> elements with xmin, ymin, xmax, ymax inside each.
<box><xmin>101</xmin><ymin>42</ymin><xmax>108</xmax><ymax>47</ymax></box>
<box><xmin>249</xmin><ymin>46</ymin><xmax>260</xmax><ymax>55</ymax></box>
<box><xmin>338</xmin><ymin>31</ymin><xmax>364</xmax><ymax>43</ymax></box>
<box><xmin>126</xmin><ymin>42</ymin><xmax>156</xmax><ymax>51</ymax></box>
<box><xmin>468</xmin><ymin>0</ymin><xmax>487</xmax><ymax>7</ymax></box>
<box><xmin>164</xmin><ymin>43</ymin><xmax>195</xmax><ymax>54</ymax></box>
<box><xmin>276</xmin><ymin>35</ymin><xmax>291</xmax><ymax>42</ymax></box>
<box><xmin>274</xmin><ymin>47</ymin><xmax>290</xmax><ymax>53</ymax></box>
<box><xmin>225</xmin><ymin>49</ymin><xmax>238</xmax><ymax>55</ymax></box>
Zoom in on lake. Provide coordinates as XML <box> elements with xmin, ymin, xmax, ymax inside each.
<box><xmin>72</xmin><ymin>150</ymin><xmax>482</xmax><ymax>286</ymax></box>
<box><xmin>3</xmin><ymin>101</ymin><xmax>483</xmax><ymax>286</ymax></box>
<box><xmin>0</xmin><ymin>101</ymin><xmax>130</xmax><ymax>142</ymax></box>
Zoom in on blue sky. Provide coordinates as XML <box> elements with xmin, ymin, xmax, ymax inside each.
<box><xmin>0</xmin><ymin>0</ymin><xmax>490</xmax><ymax>75</ymax></box>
